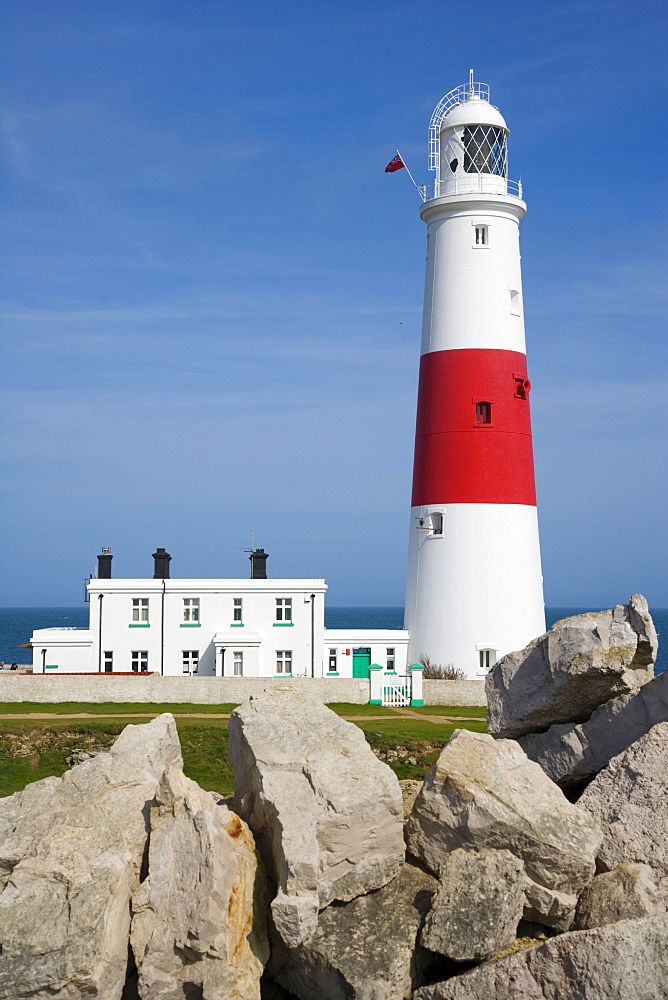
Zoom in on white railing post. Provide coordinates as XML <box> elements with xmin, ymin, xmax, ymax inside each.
<box><xmin>369</xmin><ymin>663</ymin><xmax>383</xmax><ymax>705</ymax></box>
<box><xmin>409</xmin><ymin>663</ymin><xmax>424</xmax><ymax>706</ymax></box>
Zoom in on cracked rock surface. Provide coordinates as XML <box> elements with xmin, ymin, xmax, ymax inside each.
<box><xmin>420</xmin><ymin>848</ymin><xmax>525</xmax><ymax>961</ymax></box>
<box><xmin>413</xmin><ymin>915</ymin><xmax>668</xmax><ymax>1000</ymax></box>
<box><xmin>269</xmin><ymin>861</ymin><xmax>437</xmax><ymax>1000</ymax></box>
<box><xmin>578</xmin><ymin>721</ymin><xmax>668</xmax><ymax>901</ymax></box>
<box><xmin>486</xmin><ymin>595</ymin><xmax>657</xmax><ymax>740</ymax></box>
<box><xmin>131</xmin><ymin>766</ymin><xmax>268</xmax><ymax>1000</ymax></box>
<box><xmin>405</xmin><ymin>729</ymin><xmax>602</xmax><ymax>930</ymax></box>
<box><xmin>572</xmin><ymin>862</ymin><xmax>665</xmax><ymax>930</ymax></box>
<box><xmin>230</xmin><ymin>687</ymin><xmax>405</xmax><ymax>948</ymax></box>
<box><xmin>0</xmin><ymin>714</ymin><xmax>182</xmax><ymax>1000</ymax></box>
<box><xmin>519</xmin><ymin>666</ymin><xmax>668</xmax><ymax>788</ymax></box>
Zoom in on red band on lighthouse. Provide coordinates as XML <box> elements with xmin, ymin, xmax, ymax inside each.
<box><xmin>411</xmin><ymin>348</ymin><xmax>537</xmax><ymax>507</ymax></box>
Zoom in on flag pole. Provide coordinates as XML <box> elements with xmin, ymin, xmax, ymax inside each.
<box><xmin>396</xmin><ymin>150</ymin><xmax>427</xmax><ymax>202</ymax></box>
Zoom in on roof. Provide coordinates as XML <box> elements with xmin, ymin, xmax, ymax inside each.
<box><xmin>324</xmin><ymin>629</ymin><xmax>409</xmax><ymax>641</ymax></box>
<box><xmin>440</xmin><ymin>97</ymin><xmax>507</xmax><ymax>131</ymax></box>
<box><xmin>87</xmin><ymin>578</ymin><xmax>327</xmax><ymax>594</ymax></box>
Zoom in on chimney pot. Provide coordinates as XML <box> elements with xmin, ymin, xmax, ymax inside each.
<box><xmin>152</xmin><ymin>547</ymin><xmax>172</xmax><ymax>579</ymax></box>
<box><xmin>250</xmin><ymin>548</ymin><xmax>268</xmax><ymax>579</ymax></box>
<box><xmin>97</xmin><ymin>549</ymin><xmax>113</xmax><ymax>579</ymax></box>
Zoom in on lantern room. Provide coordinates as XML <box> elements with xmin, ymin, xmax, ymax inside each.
<box><xmin>429</xmin><ymin>78</ymin><xmax>520</xmax><ymax>199</ymax></box>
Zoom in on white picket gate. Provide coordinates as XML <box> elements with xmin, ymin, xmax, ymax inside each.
<box><xmin>381</xmin><ymin>675</ymin><xmax>412</xmax><ymax>708</ymax></box>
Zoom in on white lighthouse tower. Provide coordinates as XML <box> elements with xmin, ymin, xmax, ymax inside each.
<box><xmin>404</xmin><ymin>77</ymin><xmax>545</xmax><ymax>679</ymax></box>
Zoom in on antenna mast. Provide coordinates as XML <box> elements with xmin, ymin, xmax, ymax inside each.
<box><xmin>239</xmin><ymin>530</ymin><xmax>257</xmax><ymax>554</ymax></box>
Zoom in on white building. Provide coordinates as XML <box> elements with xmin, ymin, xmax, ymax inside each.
<box><xmin>31</xmin><ymin>548</ymin><xmax>409</xmax><ymax>681</ymax></box>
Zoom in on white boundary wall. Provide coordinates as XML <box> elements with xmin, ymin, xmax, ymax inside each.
<box><xmin>0</xmin><ymin>674</ymin><xmax>486</xmax><ymax>706</ymax></box>
<box><xmin>424</xmin><ymin>679</ymin><xmax>486</xmax><ymax>706</ymax></box>
<box><xmin>0</xmin><ymin>675</ymin><xmax>369</xmax><ymax>705</ymax></box>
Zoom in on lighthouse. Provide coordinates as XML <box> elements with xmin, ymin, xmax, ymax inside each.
<box><xmin>404</xmin><ymin>78</ymin><xmax>545</xmax><ymax>679</ymax></box>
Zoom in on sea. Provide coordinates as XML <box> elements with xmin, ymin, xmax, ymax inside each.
<box><xmin>0</xmin><ymin>606</ymin><xmax>666</xmax><ymax>675</ymax></box>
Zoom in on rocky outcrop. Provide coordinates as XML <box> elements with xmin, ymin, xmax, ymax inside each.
<box><xmin>413</xmin><ymin>915</ymin><xmax>668</xmax><ymax>999</ymax></box>
<box><xmin>578</xmin><ymin>722</ymin><xmax>668</xmax><ymax>900</ymax></box>
<box><xmin>486</xmin><ymin>595</ymin><xmax>657</xmax><ymax>740</ymax></box>
<box><xmin>130</xmin><ymin>766</ymin><xmax>268</xmax><ymax>1000</ymax></box>
<box><xmin>420</xmin><ymin>849</ymin><xmax>525</xmax><ymax>961</ymax></box>
<box><xmin>1</xmin><ymin>626</ymin><xmax>664</xmax><ymax>1000</ymax></box>
<box><xmin>573</xmin><ymin>863</ymin><xmax>665</xmax><ymax>930</ymax></box>
<box><xmin>269</xmin><ymin>861</ymin><xmax>437</xmax><ymax>1000</ymax></box>
<box><xmin>519</xmin><ymin>667</ymin><xmax>668</xmax><ymax>787</ymax></box>
<box><xmin>0</xmin><ymin>715</ymin><xmax>182</xmax><ymax>1000</ymax></box>
<box><xmin>405</xmin><ymin>729</ymin><xmax>602</xmax><ymax>929</ymax></box>
<box><xmin>229</xmin><ymin>687</ymin><xmax>405</xmax><ymax>947</ymax></box>
<box><xmin>0</xmin><ymin>776</ymin><xmax>63</xmax><ymax>891</ymax></box>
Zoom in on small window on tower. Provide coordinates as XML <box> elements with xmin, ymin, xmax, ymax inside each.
<box><xmin>430</xmin><ymin>512</ymin><xmax>443</xmax><ymax>535</ymax></box>
<box><xmin>474</xmin><ymin>225</ymin><xmax>488</xmax><ymax>246</ymax></box>
<box><xmin>479</xmin><ymin>649</ymin><xmax>496</xmax><ymax>673</ymax></box>
<box><xmin>475</xmin><ymin>401</ymin><xmax>492</xmax><ymax>424</ymax></box>
<box><xmin>510</xmin><ymin>289</ymin><xmax>521</xmax><ymax>316</ymax></box>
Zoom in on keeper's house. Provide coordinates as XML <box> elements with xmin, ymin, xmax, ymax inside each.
<box><xmin>31</xmin><ymin>548</ymin><xmax>409</xmax><ymax>680</ymax></box>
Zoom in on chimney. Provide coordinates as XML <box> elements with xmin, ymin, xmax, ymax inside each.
<box><xmin>97</xmin><ymin>548</ymin><xmax>113</xmax><ymax>579</ymax></box>
<box><xmin>152</xmin><ymin>547</ymin><xmax>172</xmax><ymax>579</ymax></box>
<box><xmin>249</xmin><ymin>548</ymin><xmax>268</xmax><ymax>579</ymax></box>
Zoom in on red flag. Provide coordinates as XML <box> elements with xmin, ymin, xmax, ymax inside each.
<box><xmin>385</xmin><ymin>154</ymin><xmax>405</xmax><ymax>173</ymax></box>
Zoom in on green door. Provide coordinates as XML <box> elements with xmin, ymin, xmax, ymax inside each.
<box><xmin>352</xmin><ymin>647</ymin><xmax>371</xmax><ymax>678</ymax></box>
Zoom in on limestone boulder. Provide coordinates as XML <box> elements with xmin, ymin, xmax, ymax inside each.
<box><xmin>229</xmin><ymin>687</ymin><xmax>405</xmax><ymax>947</ymax></box>
<box><xmin>0</xmin><ymin>776</ymin><xmax>64</xmax><ymax>891</ymax></box>
<box><xmin>420</xmin><ymin>849</ymin><xmax>525</xmax><ymax>961</ymax></box>
<box><xmin>573</xmin><ymin>863</ymin><xmax>665</xmax><ymax>930</ymax></box>
<box><xmin>269</xmin><ymin>861</ymin><xmax>437</xmax><ymax>1000</ymax></box>
<box><xmin>519</xmin><ymin>666</ymin><xmax>668</xmax><ymax>788</ymax></box>
<box><xmin>405</xmin><ymin>729</ymin><xmax>602</xmax><ymax>929</ymax></box>
<box><xmin>0</xmin><ymin>714</ymin><xmax>182</xmax><ymax>1000</ymax></box>
<box><xmin>413</xmin><ymin>915</ymin><xmax>668</xmax><ymax>1000</ymax></box>
<box><xmin>131</xmin><ymin>766</ymin><xmax>268</xmax><ymax>1000</ymax></box>
<box><xmin>486</xmin><ymin>595</ymin><xmax>657</xmax><ymax>740</ymax></box>
<box><xmin>578</xmin><ymin>722</ymin><xmax>668</xmax><ymax>900</ymax></box>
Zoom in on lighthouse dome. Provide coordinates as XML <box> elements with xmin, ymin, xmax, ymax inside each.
<box><xmin>440</xmin><ymin>97</ymin><xmax>507</xmax><ymax>134</ymax></box>
<box><xmin>429</xmin><ymin>81</ymin><xmax>518</xmax><ymax>199</ymax></box>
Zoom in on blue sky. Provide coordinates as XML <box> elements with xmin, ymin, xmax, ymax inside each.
<box><xmin>1</xmin><ymin>0</ymin><xmax>666</xmax><ymax>607</ymax></box>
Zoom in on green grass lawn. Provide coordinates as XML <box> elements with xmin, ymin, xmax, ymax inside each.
<box><xmin>325</xmin><ymin>703</ymin><xmax>397</xmax><ymax>716</ymax></box>
<box><xmin>354</xmin><ymin>717</ymin><xmax>488</xmax><ymax>741</ymax></box>
<box><xmin>354</xmin><ymin>718</ymin><xmax>487</xmax><ymax>780</ymax></box>
<box><xmin>0</xmin><ymin>701</ymin><xmax>488</xmax><ymax>718</ymax></box>
<box><xmin>0</xmin><ymin>701</ymin><xmax>240</xmax><ymax>715</ymax></box>
<box><xmin>0</xmin><ymin>720</ymin><xmax>124</xmax><ymax>798</ymax></box>
<box><xmin>0</xmin><ymin>707</ymin><xmax>488</xmax><ymax>798</ymax></box>
<box><xmin>405</xmin><ymin>705</ymin><xmax>487</xmax><ymax>718</ymax></box>
<box><xmin>0</xmin><ymin>719</ymin><xmax>233</xmax><ymax>798</ymax></box>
